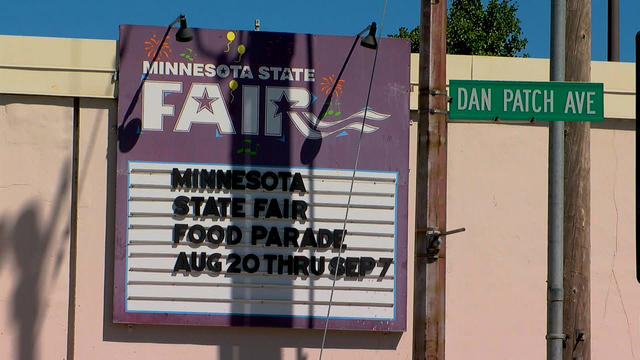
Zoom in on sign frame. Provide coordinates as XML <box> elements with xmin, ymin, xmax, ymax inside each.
<box><xmin>449</xmin><ymin>79</ymin><xmax>604</xmax><ymax>122</ymax></box>
<box><xmin>113</xmin><ymin>24</ymin><xmax>410</xmax><ymax>331</ymax></box>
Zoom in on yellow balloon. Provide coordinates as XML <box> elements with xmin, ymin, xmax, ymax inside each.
<box><xmin>229</xmin><ymin>80</ymin><xmax>238</xmax><ymax>91</ymax></box>
<box><xmin>237</xmin><ymin>45</ymin><xmax>246</xmax><ymax>54</ymax></box>
<box><xmin>227</xmin><ymin>32</ymin><xmax>236</xmax><ymax>41</ymax></box>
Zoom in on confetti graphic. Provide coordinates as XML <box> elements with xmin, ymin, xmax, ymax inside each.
<box><xmin>320</xmin><ymin>74</ymin><xmax>345</xmax><ymax>97</ymax></box>
<box><xmin>320</xmin><ymin>74</ymin><xmax>346</xmax><ymax>117</ymax></box>
<box><xmin>144</xmin><ymin>34</ymin><xmax>172</xmax><ymax>59</ymax></box>
<box><xmin>236</xmin><ymin>139</ymin><xmax>259</xmax><ymax>156</ymax></box>
<box><xmin>179</xmin><ymin>48</ymin><xmax>197</xmax><ymax>62</ymax></box>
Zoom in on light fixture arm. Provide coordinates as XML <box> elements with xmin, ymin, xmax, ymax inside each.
<box><xmin>320</xmin><ymin>20</ymin><xmax>380</xmax><ymax>357</ymax></box>
<box><xmin>169</xmin><ymin>15</ymin><xmax>182</xmax><ymax>28</ymax></box>
<box><xmin>119</xmin><ymin>14</ymin><xmax>192</xmax><ymax>139</ymax></box>
<box><xmin>142</xmin><ymin>24</ymin><xmax>174</xmax><ymax>81</ymax></box>
<box><xmin>141</xmin><ymin>14</ymin><xmax>192</xmax><ymax>82</ymax></box>
<box><xmin>316</xmin><ymin>22</ymin><xmax>378</xmax><ymax>120</ymax></box>
<box><xmin>356</xmin><ymin>24</ymin><xmax>373</xmax><ymax>38</ymax></box>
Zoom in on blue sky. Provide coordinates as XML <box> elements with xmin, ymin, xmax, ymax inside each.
<box><xmin>1</xmin><ymin>0</ymin><xmax>639</xmax><ymax>62</ymax></box>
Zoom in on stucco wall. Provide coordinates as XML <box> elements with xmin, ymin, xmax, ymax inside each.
<box><xmin>590</xmin><ymin>122</ymin><xmax>637</xmax><ymax>359</ymax></box>
<box><xmin>446</xmin><ymin>122</ymin><xmax>549</xmax><ymax>359</ymax></box>
<box><xmin>0</xmin><ymin>95</ymin><xmax>73</xmax><ymax>360</ymax></box>
<box><xmin>0</xmin><ymin>35</ymin><xmax>637</xmax><ymax>359</ymax></box>
<box><xmin>444</xmin><ymin>121</ymin><xmax>637</xmax><ymax>359</ymax></box>
<box><xmin>64</xmin><ymin>99</ymin><xmax>636</xmax><ymax>360</ymax></box>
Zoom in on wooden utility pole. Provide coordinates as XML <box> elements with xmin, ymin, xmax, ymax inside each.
<box><xmin>414</xmin><ymin>0</ymin><xmax>447</xmax><ymax>358</ymax></box>
<box><xmin>413</xmin><ymin>0</ymin><xmax>431</xmax><ymax>356</ymax></box>
<box><xmin>608</xmin><ymin>0</ymin><xmax>619</xmax><ymax>61</ymax></box>
<box><xmin>563</xmin><ymin>0</ymin><xmax>591</xmax><ymax>359</ymax></box>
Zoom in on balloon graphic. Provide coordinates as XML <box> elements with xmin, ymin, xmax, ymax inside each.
<box><xmin>229</xmin><ymin>80</ymin><xmax>238</xmax><ymax>103</ymax></box>
<box><xmin>235</xmin><ymin>44</ymin><xmax>246</xmax><ymax>63</ymax></box>
<box><xmin>225</xmin><ymin>31</ymin><xmax>235</xmax><ymax>52</ymax></box>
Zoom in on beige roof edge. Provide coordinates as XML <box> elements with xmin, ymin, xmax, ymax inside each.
<box><xmin>0</xmin><ymin>35</ymin><xmax>117</xmax><ymax>99</ymax></box>
<box><xmin>0</xmin><ymin>35</ymin><xmax>635</xmax><ymax>120</ymax></box>
<box><xmin>0</xmin><ymin>34</ymin><xmax>117</xmax><ymax>69</ymax></box>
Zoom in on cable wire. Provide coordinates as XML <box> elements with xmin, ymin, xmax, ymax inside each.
<box><xmin>318</xmin><ymin>1</ymin><xmax>389</xmax><ymax>358</ymax></box>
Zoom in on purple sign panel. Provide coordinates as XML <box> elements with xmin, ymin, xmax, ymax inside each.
<box><xmin>114</xmin><ymin>24</ymin><xmax>409</xmax><ymax>331</ymax></box>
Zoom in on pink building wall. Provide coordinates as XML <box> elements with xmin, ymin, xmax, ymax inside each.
<box><xmin>0</xmin><ymin>51</ymin><xmax>636</xmax><ymax>359</ymax></box>
<box><xmin>0</xmin><ymin>96</ymin><xmax>73</xmax><ymax>360</ymax></box>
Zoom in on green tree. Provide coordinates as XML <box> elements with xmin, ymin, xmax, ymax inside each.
<box><xmin>388</xmin><ymin>0</ymin><xmax>528</xmax><ymax>57</ymax></box>
<box><xmin>388</xmin><ymin>26</ymin><xmax>420</xmax><ymax>53</ymax></box>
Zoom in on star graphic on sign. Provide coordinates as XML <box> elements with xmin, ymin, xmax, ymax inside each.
<box><xmin>272</xmin><ymin>93</ymin><xmax>298</xmax><ymax>118</ymax></box>
<box><xmin>192</xmin><ymin>88</ymin><xmax>218</xmax><ymax>114</ymax></box>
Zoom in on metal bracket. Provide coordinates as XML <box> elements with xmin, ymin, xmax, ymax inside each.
<box><xmin>572</xmin><ymin>329</ymin><xmax>585</xmax><ymax>353</ymax></box>
<box><xmin>429</xmin><ymin>89</ymin><xmax>453</xmax><ymax>103</ymax></box>
<box><xmin>546</xmin><ymin>332</ymin><xmax>569</xmax><ymax>350</ymax></box>
<box><xmin>429</xmin><ymin>108</ymin><xmax>448</xmax><ymax>115</ymax></box>
<box><xmin>492</xmin><ymin>116</ymin><xmax>536</xmax><ymax>123</ymax></box>
<box><xmin>418</xmin><ymin>227</ymin><xmax>466</xmax><ymax>263</ymax></box>
<box><xmin>429</xmin><ymin>89</ymin><xmax>453</xmax><ymax>108</ymax></box>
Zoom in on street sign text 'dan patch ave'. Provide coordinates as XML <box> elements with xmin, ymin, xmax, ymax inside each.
<box><xmin>449</xmin><ymin>80</ymin><xmax>604</xmax><ymax>122</ymax></box>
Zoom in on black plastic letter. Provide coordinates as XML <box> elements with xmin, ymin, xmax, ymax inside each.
<box><xmin>173</xmin><ymin>224</ymin><xmax>188</xmax><ymax>243</ymax></box>
<box><xmin>173</xmin><ymin>252</ymin><xmax>190</xmax><ymax>272</ymax></box>
<box><xmin>206</xmin><ymin>225</ymin><xmax>225</xmax><ymax>245</ymax></box>
<box><xmin>251</xmin><ymin>225</ymin><xmax>267</xmax><ymax>245</ymax></box>
<box><xmin>187</xmin><ymin>224</ymin><xmax>206</xmax><ymax>243</ymax></box>
<box><xmin>172</xmin><ymin>196</ymin><xmax>190</xmax><ymax>216</ymax></box>
<box><xmin>226</xmin><ymin>225</ymin><xmax>242</xmax><ymax>245</ymax></box>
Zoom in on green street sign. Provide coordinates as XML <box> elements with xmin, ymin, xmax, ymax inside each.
<box><xmin>449</xmin><ymin>80</ymin><xmax>604</xmax><ymax>122</ymax></box>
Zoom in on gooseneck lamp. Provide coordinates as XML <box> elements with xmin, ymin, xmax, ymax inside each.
<box><xmin>174</xmin><ymin>14</ymin><xmax>193</xmax><ymax>42</ymax></box>
<box><xmin>360</xmin><ymin>22</ymin><xmax>378</xmax><ymax>49</ymax></box>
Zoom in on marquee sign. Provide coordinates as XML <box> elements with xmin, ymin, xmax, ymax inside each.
<box><xmin>114</xmin><ymin>24</ymin><xmax>410</xmax><ymax>331</ymax></box>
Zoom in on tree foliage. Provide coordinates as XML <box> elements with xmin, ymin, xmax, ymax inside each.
<box><xmin>388</xmin><ymin>26</ymin><xmax>420</xmax><ymax>53</ymax></box>
<box><xmin>447</xmin><ymin>0</ymin><xmax>527</xmax><ymax>56</ymax></box>
<box><xmin>389</xmin><ymin>0</ymin><xmax>528</xmax><ymax>57</ymax></box>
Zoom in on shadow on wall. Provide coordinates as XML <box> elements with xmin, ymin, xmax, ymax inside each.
<box><xmin>0</xmin><ymin>160</ymin><xmax>71</xmax><ymax>360</ymax></box>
